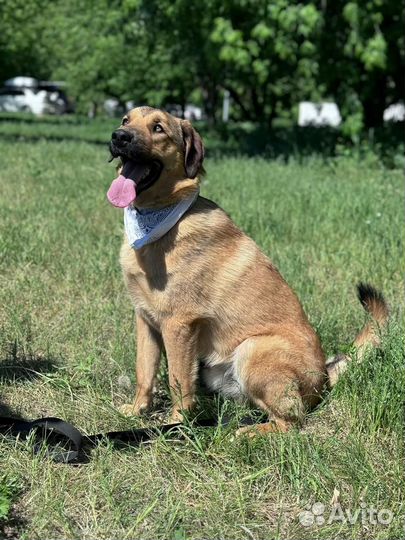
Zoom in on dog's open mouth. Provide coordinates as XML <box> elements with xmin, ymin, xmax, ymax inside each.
<box><xmin>107</xmin><ymin>158</ymin><xmax>163</xmax><ymax>208</ymax></box>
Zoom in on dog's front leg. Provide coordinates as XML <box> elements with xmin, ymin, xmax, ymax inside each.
<box><xmin>162</xmin><ymin>320</ymin><xmax>198</xmax><ymax>423</ymax></box>
<box><xmin>120</xmin><ymin>314</ymin><xmax>162</xmax><ymax>416</ymax></box>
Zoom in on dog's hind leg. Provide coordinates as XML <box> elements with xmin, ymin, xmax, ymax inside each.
<box><xmin>235</xmin><ymin>335</ymin><xmax>325</xmax><ymax>436</ymax></box>
<box><xmin>237</xmin><ymin>371</ymin><xmax>304</xmax><ymax>435</ymax></box>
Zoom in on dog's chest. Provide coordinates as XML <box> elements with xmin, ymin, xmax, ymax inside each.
<box><xmin>120</xmin><ymin>241</ymin><xmax>185</xmax><ymax>325</ymax></box>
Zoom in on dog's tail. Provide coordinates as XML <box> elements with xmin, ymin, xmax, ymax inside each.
<box><xmin>326</xmin><ymin>283</ymin><xmax>389</xmax><ymax>387</ymax></box>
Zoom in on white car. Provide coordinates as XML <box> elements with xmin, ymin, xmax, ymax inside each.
<box><xmin>298</xmin><ymin>101</ymin><xmax>342</xmax><ymax>127</ymax></box>
<box><xmin>184</xmin><ymin>104</ymin><xmax>202</xmax><ymax>121</ymax></box>
<box><xmin>0</xmin><ymin>85</ymin><xmax>67</xmax><ymax>115</ymax></box>
<box><xmin>165</xmin><ymin>103</ymin><xmax>203</xmax><ymax>121</ymax></box>
<box><xmin>383</xmin><ymin>103</ymin><xmax>405</xmax><ymax>122</ymax></box>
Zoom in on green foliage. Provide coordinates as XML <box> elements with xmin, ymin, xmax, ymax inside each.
<box><xmin>321</xmin><ymin>0</ymin><xmax>404</xmax><ymax>131</ymax></box>
<box><xmin>0</xmin><ymin>476</ymin><xmax>19</xmax><ymax>521</ymax></box>
<box><xmin>0</xmin><ymin>484</ymin><xmax>11</xmax><ymax>520</ymax></box>
<box><xmin>0</xmin><ymin>0</ymin><xmax>51</xmax><ymax>80</ymax></box>
<box><xmin>41</xmin><ymin>0</ymin><xmax>129</xmax><ymax>112</ymax></box>
<box><xmin>0</xmin><ymin>1</ymin><xmax>403</xmax><ymax>127</ymax></box>
<box><xmin>209</xmin><ymin>1</ymin><xmax>323</xmax><ymax>124</ymax></box>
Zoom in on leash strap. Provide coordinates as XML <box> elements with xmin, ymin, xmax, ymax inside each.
<box><xmin>0</xmin><ymin>416</ymin><xmax>83</xmax><ymax>463</ymax></box>
<box><xmin>0</xmin><ymin>414</ymin><xmax>261</xmax><ymax>464</ymax></box>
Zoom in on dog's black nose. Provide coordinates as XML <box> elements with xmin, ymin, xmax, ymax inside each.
<box><xmin>111</xmin><ymin>129</ymin><xmax>132</xmax><ymax>145</ymax></box>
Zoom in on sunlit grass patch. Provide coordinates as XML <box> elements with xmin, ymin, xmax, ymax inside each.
<box><xmin>0</xmin><ymin>120</ymin><xmax>403</xmax><ymax>539</ymax></box>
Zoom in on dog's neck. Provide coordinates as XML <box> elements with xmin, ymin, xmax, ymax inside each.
<box><xmin>124</xmin><ymin>189</ymin><xmax>200</xmax><ymax>250</ymax></box>
<box><xmin>132</xmin><ymin>178</ymin><xmax>200</xmax><ymax>209</ymax></box>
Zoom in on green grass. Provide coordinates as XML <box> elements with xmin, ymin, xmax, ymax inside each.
<box><xmin>0</xmin><ymin>116</ymin><xmax>404</xmax><ymax>539</ymax></box>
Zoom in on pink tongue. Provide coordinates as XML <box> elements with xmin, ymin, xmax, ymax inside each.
<box><xmin>107</xmin><ymin>175</ymin><xmax>136</xmax><ymax>208</ymax></box>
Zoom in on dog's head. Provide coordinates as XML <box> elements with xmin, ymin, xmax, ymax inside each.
<box><xmin>108</xmin><ymin>106</ymin><xmax>204</xmax><ymax>208</ymax></box>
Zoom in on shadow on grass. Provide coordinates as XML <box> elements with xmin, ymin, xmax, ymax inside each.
<box><xmin>0</xmin><ymin>123</ymin><xmax>341</xmax><ymax>159</ymax></box>
<box><xmin>0</xmin><ymin>132</ymin><xmax>108</xmax><ymax>146</ymax></box>
<box><xmin>0</xmin><ymin>115</ymin><xmax>403</xmax><ymax>165</ymax></box>
<box><xmin>0</xmin><ymin>112</ymin><xmax>85</xmax><ymax>125</ymax></box>
<box><xmin>0</xmin><ymin>401</ymin><xmax>21</xmax><ymax>419</ymax></box>
<box><xmin>0</xmin><ymin>508</ymin><xmax>28</xmax><ymax>540</ymax></box>
<box><xmin>202</xmin><ymin>124</ymin><xmax>340</xmax><ymax>160</ymax></box>
<box><xmin>0</xmin><ymin>340</ymin><xmax>60</xmax><ymax>418</ymax></box>
<box><xmin>198</xmin><ymin>121</ymin><xmax>405</xmax><ymax>166</ymax></box>
<box><xmin>0</xmin><ymin>340</ymin><xmax>59</xmax><ymax>383</ymax></box>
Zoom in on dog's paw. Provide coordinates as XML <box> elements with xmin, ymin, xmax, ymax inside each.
<box><xmin>119</xmin><ymin>403</ymin><xmax>138</xmax><ymax>417</ymax></box>
<box><xmin>235</xmin><ymin>420</ymin><xmax>290</xmax><ymax>438</ymax></box>
<box><xmin>168</xmin><ymin>409</ymin><xmax>185</xmax><ymax>424</ymax></box>
<box><xmin>235</xmin><ymin>425</ymin><xmax>260</xmax><ymax>439</ymax></box>
<box><xmin>119</xmin><ymin>402</ymin><xmax>149</xmax><ymax>417</ymax></box>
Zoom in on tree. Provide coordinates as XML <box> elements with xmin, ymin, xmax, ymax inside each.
<box><xmin>1</xmin><ymin>0</ymin><xmax>403</xmax><ymax>128</ymax></box>
<box><xmin>39</xmin><ymin>0</ymin><xmax>199</xmax><ymax>114</ymax></box>
<box><xmin>136</xmin><ymin>0</ymin><xmax>224</xmax><ymax>121</ymax></box>
<box><xmin>141</xmin><ymin>0</ymin><xmax>323</xmax><ymax>126</ymax></box>
<box><xmin>0</xmin><ymin>0</ymin><xmax>52</xmax><ymax>81</ymax></box>
<box><xmin>209</xmin><ymin>1</ymin><xmax>323</xmax><ymax>125</ymax></box>
<box><xmin>320</xmin><ymin>0</ymin><xmax>404</xmax><ymax>133</ymax></box>
<box><xmin>39</xmin><ymin>0</ymin><xmax>130</xmax><ymax>113</ymax></box>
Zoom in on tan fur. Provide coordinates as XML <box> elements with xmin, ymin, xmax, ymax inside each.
<box><xmin>326</xmin><ymin>285</ymin><xmax>389</xmax><ymax>386</ymax></box>
<box><xmin>118</xmin><ymin>107</ymin><xmax>201</xmax><ymax>209</ymax></box>
<box><xmin>113</xmin><ymin>107</ymin><xmax>386</xmax><ymax>433</ymax></box>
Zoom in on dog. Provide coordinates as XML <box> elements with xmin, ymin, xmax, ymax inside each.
<box><xmin>107</xmin><ymin>106</ymin><xmax>388</xmax><ymax>434</ymax></box>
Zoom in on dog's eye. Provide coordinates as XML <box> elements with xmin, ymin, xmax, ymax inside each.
<box><xmin>122</xmin><ymin>117</ymin><xmax>129</xmax><ymax>126</ymax></box>
<box><xmin>153</xmin><ymin>123</ymin><xmax>164</xmax><ymax>133</ymax></box>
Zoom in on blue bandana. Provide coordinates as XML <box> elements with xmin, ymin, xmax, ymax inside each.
<box><xmin>124</xmin><ymin>190</ymin><xmax>199</xmax><ymax>250</ymax></box>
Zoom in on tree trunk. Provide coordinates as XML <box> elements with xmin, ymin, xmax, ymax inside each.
<box><xmin>363</xmin><ymin>73</ymin><xmax>387</xmax><ymax>129</ymax></box>
<box><xmin>201</xmin><ymin>79</ymin><xmax>218</xmax><ymax>125</ymax></box>
<box><xmin>224</xmin><ymin>86</ymin><xmax>253</xmax><ymax>121</ymax></box>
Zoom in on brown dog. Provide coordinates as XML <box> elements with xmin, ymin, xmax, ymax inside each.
<box><xmin>108</xmin><ymin>106</ymin><xmax>388</xmax><ymax>434</ymax></box>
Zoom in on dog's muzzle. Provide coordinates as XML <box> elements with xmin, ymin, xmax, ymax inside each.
<box><xmin>109</xmin><ymin>129</ymin><xmax>135</xmax><ymax>159</ymax></box>
<box><xmin>111</xmin><ymin>129</ymin><xmax>132</xmax><ymax>145</ymax></box>
<box><xmin>107</xmin><ymin>130</ymin><xmax>163</xmax><ymax>207</ymax></box>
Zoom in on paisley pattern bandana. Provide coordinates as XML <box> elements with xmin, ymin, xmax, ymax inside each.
<box><xmin>124</xmin><ymin>190</ymin><xmax>199</xmax><ymax>250</ymax></box>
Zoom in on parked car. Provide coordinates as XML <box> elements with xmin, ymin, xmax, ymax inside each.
<box><xmin>383</xmin><ymin>103</ymin><xmax>405</xmax><ymax>122</ymax></box>
<box><xmin>4</xmin><ymin>76</ymin><xmax>38</xmax><ymax>89</ymax></box>
<box><xmin>165</xmin><ymin>103</ymin><xmax>203</xmax><ymax>121</ymax></box>
<box><xmin>0</xmin><ymin>77</ymin><xmax>73</xmax><ymax>114</ymax></box>
<box><xmin>103</xmin><ymin>99</ymin><xmax>138</xmax><ymax>117</ymax></box>
<box><xmin>184</xmin><ymin>104</ymin><xmax>203</xmax><ymax>121</ymax></box>
<box><xmin>103</xmin><ymin>98</ymin><xmax>125</xmax><ymax>117</ymax></box>
<box><xmin>0</xmin><ymin>87</ymin><xmax>47</xmax><ymax>114</ymax></box>
<box><xmin>298</xmin><ymin>101</ymin><xmax>342</xmax><ymax>127</ymax></box>
<box><xmin>165</xmin><ymin>103</ymin><xmax>183</xmax><ymax>118</ymax></box>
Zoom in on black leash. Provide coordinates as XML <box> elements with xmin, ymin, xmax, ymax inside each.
<box><xmin>0</xmin><ymin>413</ymin><xmax>260</xmax><ymax>464</ymax></box>
<box><xmin>0</xmin><ymin>416</ymin><xmax>84</xmax><ymax>463</ymax></box>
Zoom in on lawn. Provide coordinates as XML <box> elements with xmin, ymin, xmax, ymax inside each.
<box><xmin>0</xmin><ymin>115</ymin><xmax>404</xmax><ymax>540</ymax></box>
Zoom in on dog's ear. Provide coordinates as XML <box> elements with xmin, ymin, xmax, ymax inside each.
<box><xmin>181</xmin><ymin>120</ymin><xmax>205</xmax><ymax>179</ymax></box>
